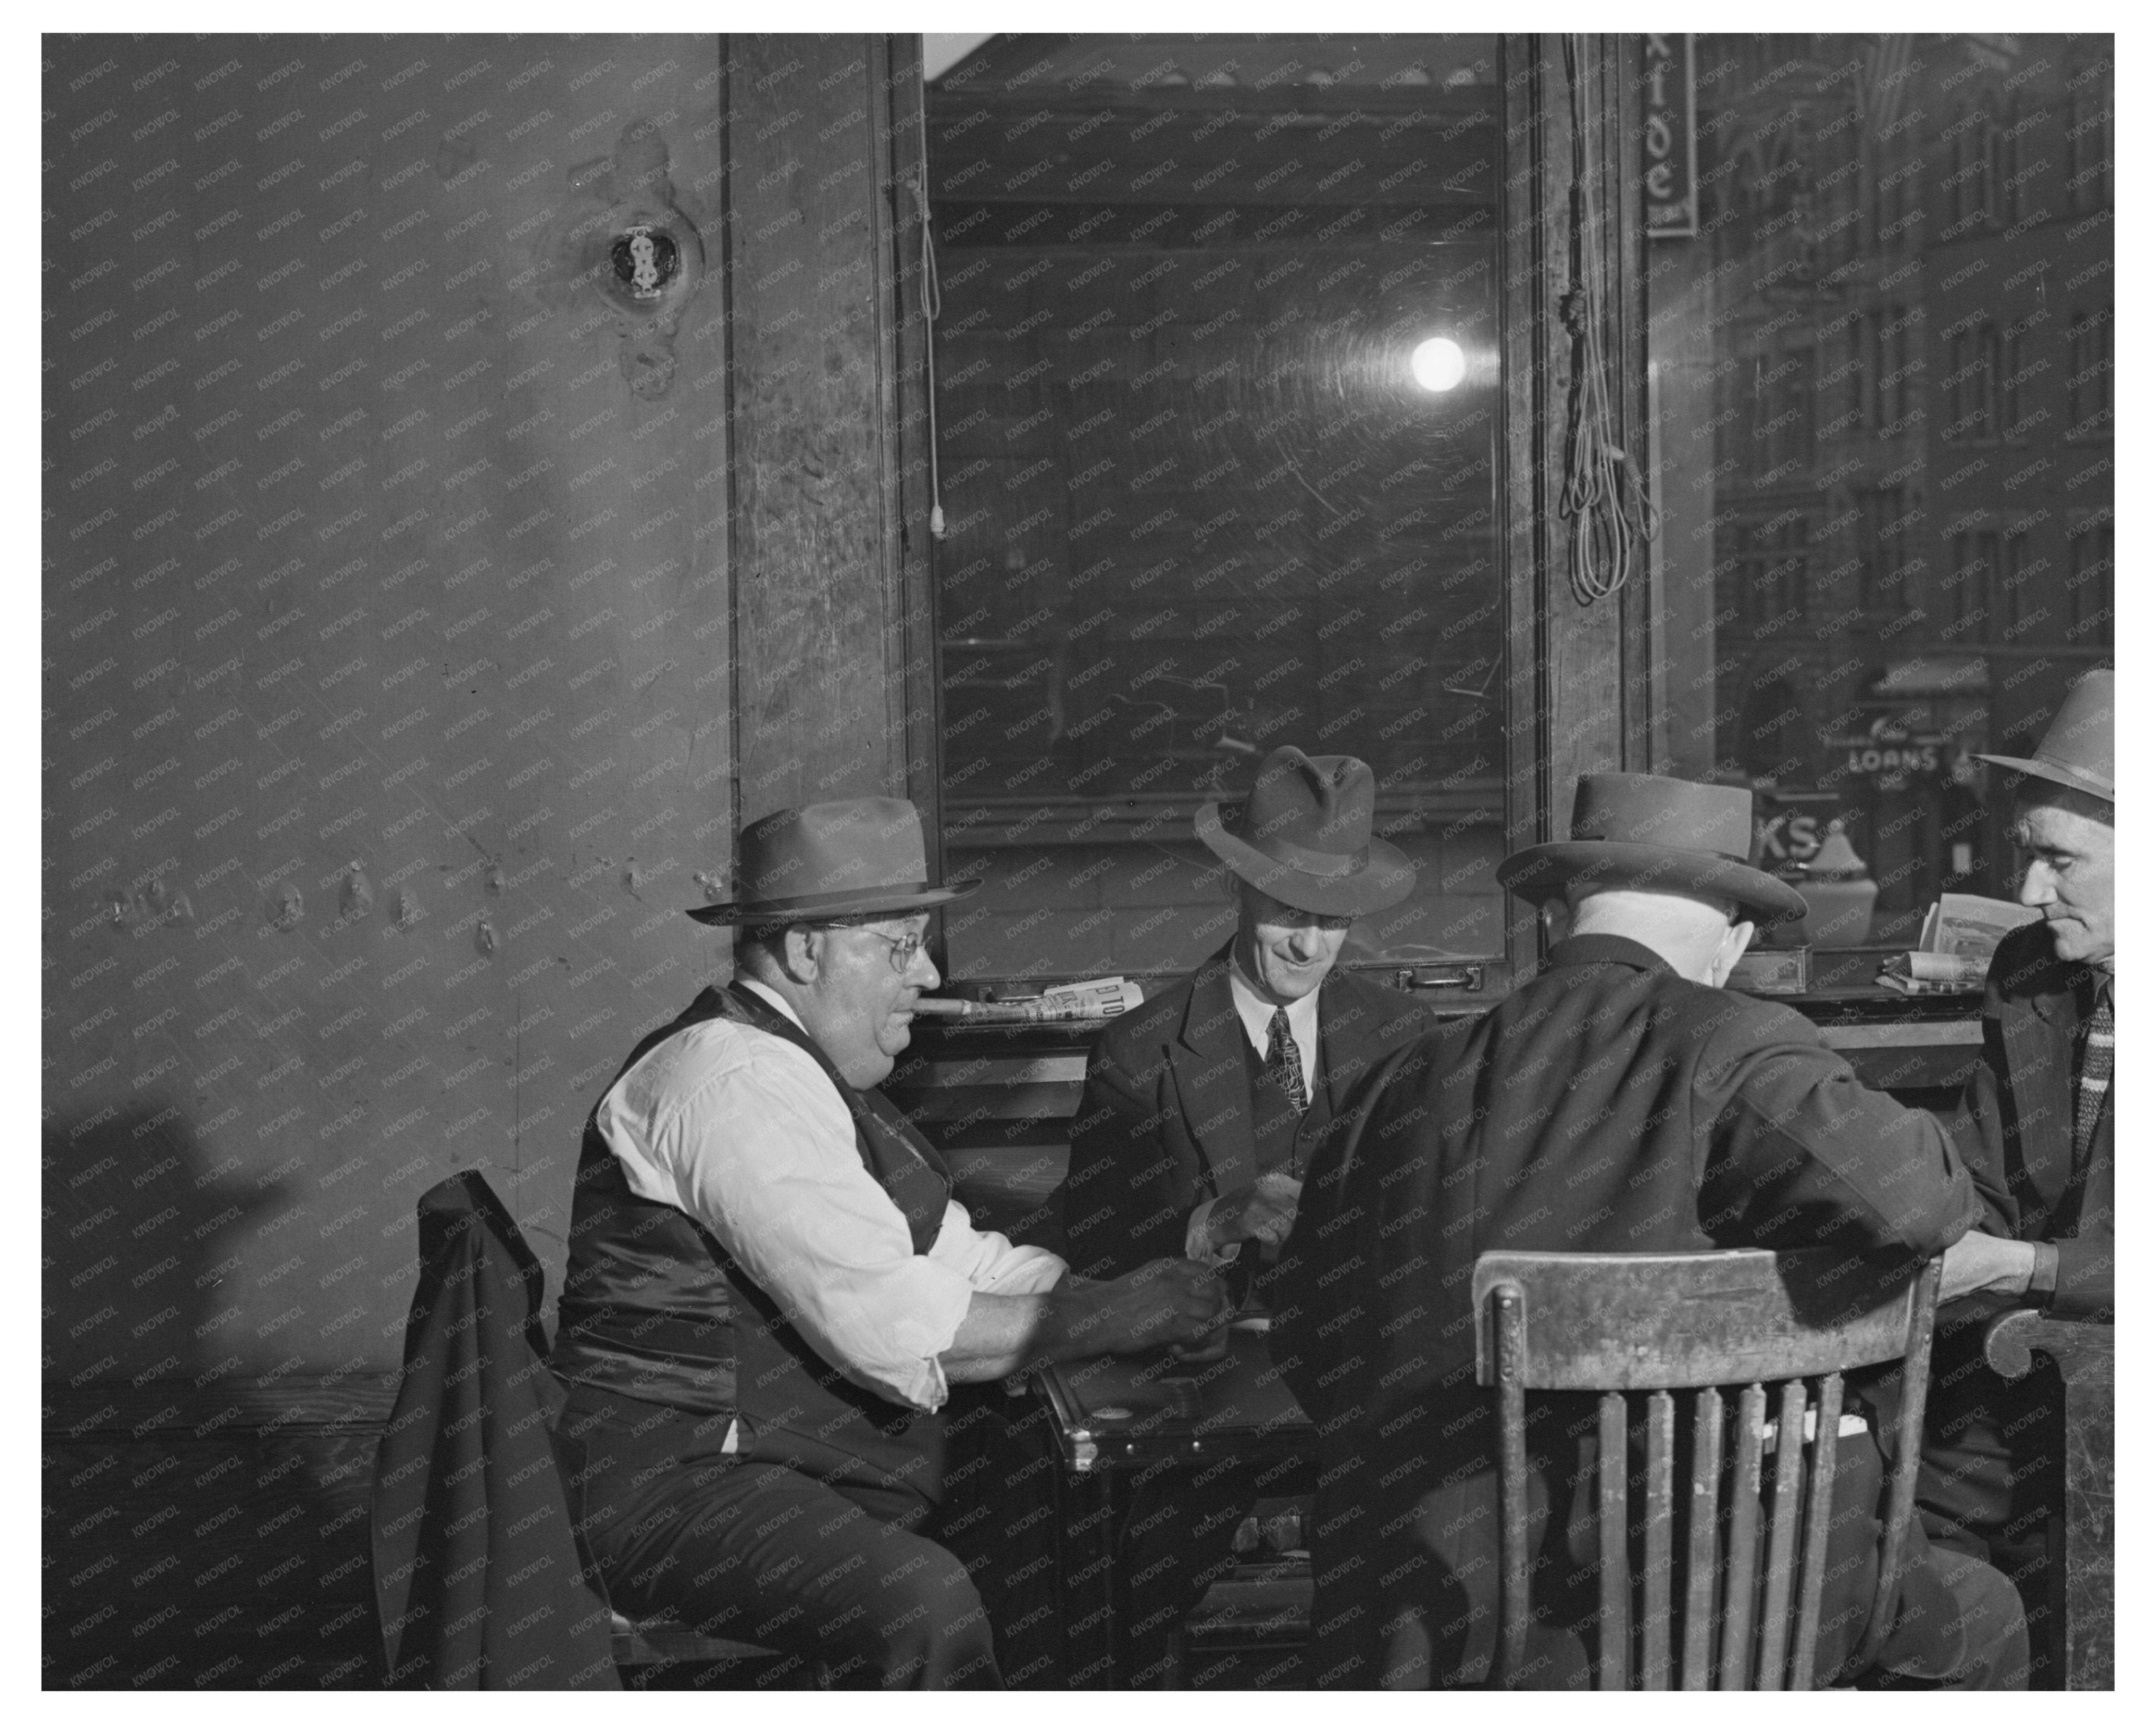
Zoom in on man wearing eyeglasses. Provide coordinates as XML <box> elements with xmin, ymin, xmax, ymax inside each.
<box><xmin>548</xmin><ymin>797</ymin><xmax>1228</xmax><ymax>1689</ymax></box>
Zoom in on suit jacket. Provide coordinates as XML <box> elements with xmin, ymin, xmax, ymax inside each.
<box><xmin>1272</xmin><ymin>934</ymin><xmax>1981</xmax><ymax>1687</ymax></box>
<box><xmin>1063</xmin><ymin>943</ymin><xmax>1429</xmax><ymax>1279</ymax></box>
<box><xmin>1916</xmin><ymin>923</ymin><xmax>2114</xmax><ymax>1559</ymax></box>
<box><xmin>372</xmin><ymin>1172</ymin><xmax>621</xmax><ymax>1691</ymax></box>
<box><xmin>1949</xmin><ymin>920</ymin><xmax>2112</xmax><ymax>1320</ymax></box>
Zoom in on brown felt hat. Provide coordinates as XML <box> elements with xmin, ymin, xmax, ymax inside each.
<box><xmin>1195</xmin><ymin>746</ymin><xmax>1416</xmax><ymax>917</ymax></box>
<box><xmin>686</xmin><ymin>797</ymin><xmax>978</xmax><ymax>925</ymax></box>
<box><xmin>1498</xmin><ymin>773</ymin><xmax>1806</xmax><ymax>925</ymax></box>
<box><xmin>1976</xmin><ymin>669</ymin><xmax>2113</xmax><ymax>803</ymax></box>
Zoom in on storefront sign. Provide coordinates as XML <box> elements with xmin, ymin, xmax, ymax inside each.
<box><xmin>1643</xmin><ymin>35</ymin><xmax>1697</xmax><ymax>238</ymax></box>
<box><xmin>1831</xmin><ymin>715</ymin><xmax>1950</xmax><ymax>778</ymax></box>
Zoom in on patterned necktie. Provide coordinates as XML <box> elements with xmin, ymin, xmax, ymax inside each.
<box><xmin>2073</xmin><ymin>980</ymin><xmax>2113</xmax><ymax>1179</ymax></box>
<box><xmin>1265</xmin><ymin>1007</ymin><xmax>1309</xmax><ymax>1115</ymax></box>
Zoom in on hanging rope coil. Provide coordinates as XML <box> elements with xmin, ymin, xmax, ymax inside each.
<box><xmin>1557</xmin><ymin>34</ymin><xmax>1658</xmax><ymax>606</ymax></box>
<box><xmin>909</xmin><ymin>70</ymin><xmax>948</xmax><ymax>543</ymax></box>
<box><xmin>915</xmin><ymin>162</ymin><xmax>946</xmax><ymax>540</ymax></box>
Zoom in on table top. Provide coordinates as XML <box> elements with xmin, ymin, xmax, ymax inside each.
<box><xmin>1035</xmin><ymin>1325</ymin><xmax>1314</xmax><ymax>1475</ymax></box>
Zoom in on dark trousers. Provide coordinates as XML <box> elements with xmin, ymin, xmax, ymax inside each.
<box><xmin>553</xmin><ymin>1384</ymin><xmax>1000</xmax><ymax>1690</ymax></box>
<box><xmin>1861</xmin><ymin>1547</ymin><xmax>2029</xmax><ymax>1691</ymax></box>
<box><xmin>1918</xmin><ymin>1318</ymin><xmax>2063</xmax><ymax>1672</ymax></box>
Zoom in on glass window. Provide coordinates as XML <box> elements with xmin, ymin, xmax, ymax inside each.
<box><xmin>2067</xmin><ymin>511</ymin><xmax>2113</xmax><ymax>645</ymax></box>
<box><xmin>1648</xmin><ymin>34</ymin><xmax>2112</xmax><ymax>950</ymax></box>
<box><xmin>1999</xmin><ymin>524</ymin><xmax>2042</xmax><ymax>640</ymax></box>
<box><xmin>1945</xmin><ymin>527</ymin><xmax>1998</xmax><ymax>643</ymax></box>
<box><xmin>2067</xmin><ymin>307</ymin><xmax>2112</xmax><ymax>439</ymax></box>
<box><xmin>1856</xmin><ymin>486</ymin><xmax>1911</xmax><ymax>610</ymax></box>
<box><xmin>924</xmin><ymin>35</ymin><xmax>1506</xmax><ymax>984</ymax></box>
<box><xmin>2066</xmin><ymin>47</ymin><xmax>2113</xmax><ymax>212</ymax></box>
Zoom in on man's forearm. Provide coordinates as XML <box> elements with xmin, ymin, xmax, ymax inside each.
<box><xmin>939</xmin><ymin>1285</ymin><xmax>1093</xmax><ymax>1382</ymax></box>
<box><xmin>940</xmin><ymin>1268</ymin><xmax>1215</xmax><ymax>1380</ymax></box>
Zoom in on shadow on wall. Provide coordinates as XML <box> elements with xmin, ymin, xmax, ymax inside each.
<box><xmin>44</xmin><ymin>1103</ymin><xmax>387</xmax><ymax>1689</ymax></box>
<box><xmin>46</xmin><ymin>1101</ymin><xmax>286</xmax><ymax>1389</ymax></box>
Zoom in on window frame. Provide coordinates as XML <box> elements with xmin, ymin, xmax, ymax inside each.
<box><xmin>894</xmin><ymin>34</ymin><xmax>1651</xmax><ymax>1002</ymax></box>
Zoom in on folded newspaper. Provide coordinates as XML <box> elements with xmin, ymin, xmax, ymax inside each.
<box><xmin>913</xmin><ymin>977</ymin><xmax>1145</xmax><ymax>1022</ymax></box>
<box><xmin>1876</xmin><ymin>894</ymin><xmax>2041</xmax><ymax>994</ymax></box>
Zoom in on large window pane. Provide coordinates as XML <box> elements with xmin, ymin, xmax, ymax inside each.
<box><xmin>1648</xmin><ymin>33</ymin><xmax>2113</xmax><ymax>954</ymax></box>
<box><xmin>926</xmin><ymin>35</ymin><xmax>1505</xmax><ymax>984</ymax></box>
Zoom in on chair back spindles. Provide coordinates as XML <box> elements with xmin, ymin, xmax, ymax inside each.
<box><xmin>1638</xmin><ymin>1391</ymin><xmax>1676</xmax><ymax>1690</ymax></box>
<box><xmin>1788</xmin><ymin>1369</ymin><xmax>1847</xmax><ymax>1689</ymax></box>
<box><xmin>1493</xmin><ymin>1284</ymin><xmax>1533</xmax><ymax>1686</ymax></box>
<box><xmin>1716</xmin><ymin>1382</ymin><xmax>1768</xmax><ymax>1689</ymax></box>
<box><xmin>1596</xmin><ymin>1393</ymin><xmax>1632</xmax><ymax>1689</ymax></box>
<box><xmin>1680</xmin><ymin>1387</ymin><xmax>1722</xmax><ymax>1688</ymax></box>
<box><xmin>1853</xmin><ymin>1264</ymin><xmax>1942</xmax><ymax>1672</ymax></box>
<box><xmin>1755</xmin><ymin>1376</ymin><xmax>1807</xmax><ymax>1685</ymax></box>
<box><xmin>1473</xmin><ymin>1250</ymin><xmax>1941</xmax><ymax>1692</ymax></box>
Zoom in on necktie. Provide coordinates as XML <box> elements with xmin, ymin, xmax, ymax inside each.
<box><xmin>1264</xmin><ymin>1007</ymin><xmax>1309</xmax><ymax>1115</ymax></box>
<box><xmin>2072</xmin><ymin>981</ymin><xmax>2112</xmax><ymax>1182</ymax></box>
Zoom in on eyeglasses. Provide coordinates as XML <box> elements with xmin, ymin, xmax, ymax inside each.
<box><xmin>820</xmin><ymin>925</ymin><xmax>926</xmax><ymax>974</ymax></box>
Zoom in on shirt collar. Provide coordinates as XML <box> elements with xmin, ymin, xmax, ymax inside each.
<box><xmin>1225</xmin><ymin>954</ymin><xmax>1322</xmax><ymax>1048</ymax></box>
<box><xmin>737</xmin><ymin>975</ymin><xmax>807</xmax><ymax>1031</ymax></box>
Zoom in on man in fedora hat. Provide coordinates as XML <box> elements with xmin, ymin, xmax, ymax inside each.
<box><xmin>547</xmin><ymin>797</ymin><xmax>1228</xmax><ymax>1689</ymax></box>
<box><xmin>1918</xmin><ymin>669</ymin><xmax>2114</xmax><ymax>1616</ymax></box>
<box><xmin>1271</xmin><ymin>771</ymin><xmax>2025</xmax><ymax>1689</ymax></box>
<box><xmin>1063</xmin><ymin>745</ymin><xmax>1431</xmax><ymax>1681</ymax></box>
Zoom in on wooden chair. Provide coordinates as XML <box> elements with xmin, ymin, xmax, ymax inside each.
<box><xmin>1984</xmin><ymin>1311</ymin><xmax>2114</xmax><ymax>1690</ymax></box>
<box><xmin>1472</xmin><ymin>1248</ymin><xmax>1942</xmax><ymax>1690</ymax></box>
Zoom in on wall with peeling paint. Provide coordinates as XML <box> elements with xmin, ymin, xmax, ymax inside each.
<box><xmin>44</xmin><ymin>35</ymin><xmax>736</xmax><ymax>1384</ymax></box>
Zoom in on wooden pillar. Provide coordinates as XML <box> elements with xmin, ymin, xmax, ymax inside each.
<box><xmin>1498</xmin><ymin>33</ymin><xmax>1652</xmax><ymax>884</ymax></box>
<box><xmin>722</xmin><ymin>34</ymin><xmax>928</xmax><ymax>822</ymax></box>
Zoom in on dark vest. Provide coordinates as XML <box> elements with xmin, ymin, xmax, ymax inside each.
<box><xmin>1238</xmin><ymin>1013</ymin><xmax>1341</xmax><ymax>1178</ymax></box>
<box><xmin>1238</xmin><ymin>1015</ymin><xmax>1342</xmax><ymax>1304</ymax></box>
<box><xmin>550</xmin><ymin>983</ymin><xmax>954</xmax><ymax>1502</ymax></box>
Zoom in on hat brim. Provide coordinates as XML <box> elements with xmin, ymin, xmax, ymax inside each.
<box><xmin>685</xmin><ymin>877</ymin><xmax>980</xmax><ymax>925</ymax></box>
<box><xmin>1196</xmin><ymin>801</ymin><xmax>1418</xmax><ymax>917</ymax></box>
<box><xmin>1497</xmin><ymin>841</ymin><xmax>1807</xmax><ymax>925</ymax></box>
<box><xmin>1973</xmin><ymin>753</ymin><xmax>2114</xmax><ymax>802</ymax></box>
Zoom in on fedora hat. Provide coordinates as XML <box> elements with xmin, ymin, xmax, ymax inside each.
<box><xmin>1498</xmin><ymin>773</ymin><xmax>1806</xmax><ymax>925</ymax></box>
<box><xmin>1975</xmin><ymin>668</ymin><xmax>2112</xmax><ymax>802</ymax></box>
<box><xmin>1195</xmin><ymin>746</ymin><xmax>1416</xmax><ymax>917</ymax></box>
<box><xmin>686</xmin><ymin>797</ymin><xmax>979</xmax><ymax>925</ymax></box>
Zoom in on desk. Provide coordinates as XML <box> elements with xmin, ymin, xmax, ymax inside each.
<box><xmin>885</xmin><ymin>994</ymin><xmax>1983</xmax><ymax>1251</ymax></box>
<box><xmin>1034</xmin><ymin>1325</ymin><xmax>1315</xmax><ymax>1688</ymax></box>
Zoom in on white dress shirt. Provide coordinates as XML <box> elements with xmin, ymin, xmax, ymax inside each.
<box><xmin>591</xmin><ymin>979</ymin><xmax>1067</xmax><ymax>1419</ymax></box>
<box><xmin>1184</xmin><ymin>960</ymin><xmax>1323</xmax><ymax>1265</ymax></box>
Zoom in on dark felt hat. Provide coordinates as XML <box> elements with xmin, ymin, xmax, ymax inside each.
<box><xmin>1497</xmin><ymin>772</ymin><xmax>1806</xmax><ymax>925</ymax></box>
<box><xmin>686</xmin><ymin>797</ymin><xmax>978</xmax><ymax>925</ymax></box>
<box><xmin>1975</xmin><ymin>668</ymin><xmax>2113</xmax><ymax>803</ymax></box>
<box><xmin>1195</xmin><ymin>746</ymin><xmax>1417</xmax><ymax>917</ymax></box>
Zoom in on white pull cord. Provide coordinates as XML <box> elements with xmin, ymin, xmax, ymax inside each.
<box><xmin>1557</xmin><ymin>33</ymin><xmax>1658</xmax><ymax>605</ymax></box>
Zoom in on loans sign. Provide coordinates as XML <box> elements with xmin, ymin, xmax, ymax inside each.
<box><xmin>1831</xmin><ymin>715</ymin><xmax>1950</xmax><ymax>778</ymax></box>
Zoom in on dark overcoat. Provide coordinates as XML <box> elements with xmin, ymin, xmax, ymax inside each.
<box><xmin>1272</xmin><ymin>933</ymin><xmax>1982</xmax><ymax>1688</ymax></box>
<box><xmin>1946</xmin><ymin>919</ymin><xmax>2112</xmax><ymax>1316</ymax></box>
<box><xmin>1062</xmin><ymin>942</ymin><xmax>1429</xmax><ymax>1279</ymax></box>
<box><xmin>1920</xmin><ymin>920</ymin><xmax>2113</xmax><ymax>1559</ymax></box>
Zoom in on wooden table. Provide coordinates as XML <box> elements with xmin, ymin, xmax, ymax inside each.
<box><xmin>1034</xmin><ymin>1324</ymin><xmax>1316</xmax><ymax>1688</ymax></box>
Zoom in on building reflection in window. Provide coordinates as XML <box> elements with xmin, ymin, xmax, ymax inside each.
<box><xmin>1648</xmin><ymin>32</ymin><xmax>2112</xmax><ymax>954</ymax></box>
<box><xmin>925</xmin><ymin>34</ymin><xmax>1505</xmax><ymax>983</ymax></box>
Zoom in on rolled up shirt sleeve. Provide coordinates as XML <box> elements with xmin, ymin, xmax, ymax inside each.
<box><xmin>930</xmin><ymin>1200</ymin><xmax>1068</xmax><ymax>1293</ymax></box>
<box><xmin>596</xmin><ymin>1019</ymin><xmax>1062</xmax><ymax>1413</ymax></box>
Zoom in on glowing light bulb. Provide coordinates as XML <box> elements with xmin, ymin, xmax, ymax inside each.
<box><xmin>1410</xmin><ymin>337</ymin><xmax>1466</xmax><ymax>393</ymax></box>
